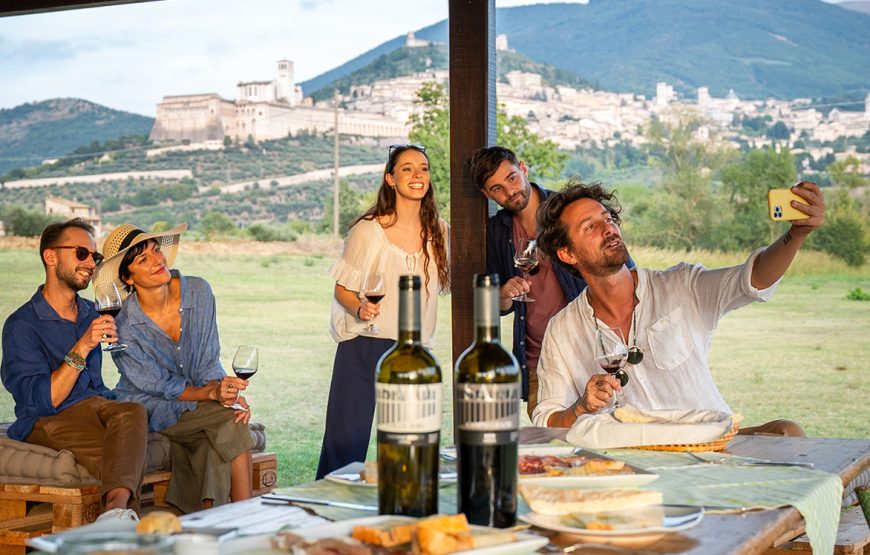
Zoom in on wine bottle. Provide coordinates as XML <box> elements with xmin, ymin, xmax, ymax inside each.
<box><xmin>375</xmin><ymin>275</ymin><xmax>442</xmax><ymax>516</ymax></box>
<box><xmin>454</xmin><ymin>273</ymin><xmax>521</xmax><ymax>528</ymax></box>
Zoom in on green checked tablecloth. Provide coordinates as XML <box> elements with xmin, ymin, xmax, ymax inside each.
<box><xmin>597</xmin><ymin>449</ymin><xmax>844</xmax><ymax>555</ymax></box>
<box><xmin>276</xmin><ymin>450</ymin><xmax>842</xmax><ymax>554</ymax></box>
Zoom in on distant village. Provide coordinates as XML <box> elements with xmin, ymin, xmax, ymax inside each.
<box><xmin>4</xmin><ymin>31</ymin><xmax>869</xmax><ymax>233</ymax></box>
<box><xmin>147</xmin><ymin>32</ymin><xmax>870</xmax><ymax>175</ymax></box>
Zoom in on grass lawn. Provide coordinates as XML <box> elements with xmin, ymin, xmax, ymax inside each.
<box><xmin>1</xmin><ymin>239</ymin><xmax>868</xmax><ymax>487</ymax></box>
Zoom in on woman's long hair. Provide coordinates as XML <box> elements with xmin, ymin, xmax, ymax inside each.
<box><xmin>352</xmin><ymin>145</ymin><xmax>449</xmax><ymax>292</ymax></box>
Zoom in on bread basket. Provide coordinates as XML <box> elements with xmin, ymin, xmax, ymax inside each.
<box><xmin>631</xmin><ymin>414</ymin><xmax>742</xmax><ymax>452</ymax></box>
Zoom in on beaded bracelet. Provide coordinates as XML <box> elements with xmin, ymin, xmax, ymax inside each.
<box><xmin>64</xmin><ymin>352</ymin><xmax>86</xmax><ymax>372</ymax></box>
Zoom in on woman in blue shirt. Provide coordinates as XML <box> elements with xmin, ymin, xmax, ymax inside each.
<box><xmin>93</xmin><ymin>223</ymin><xmax>254</xmax><ymax>514</ymax></box>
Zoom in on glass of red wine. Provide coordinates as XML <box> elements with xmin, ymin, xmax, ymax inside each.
<box><xmin>94</xmin><ymin>281</ymin><xmax>127</xmax><ymax>352</ymax></box>
<box><xmin>361</xmin><ymin>271</ymin><xmax>386</xmax><ymax>333</ymax></box>
<box><xmin>512</xmin><ymin>238</ymin><xmax>539</xmax><ymax>302</ymax></box>
<box><xmin>227</xmin><ymin>345</ymin><xmax>257</xmax><ymax>411</ymax></box>
<box><xmin>595</xmin><ymin>325</ymin><xmax>629</xmax><ymax>412</ymax></box>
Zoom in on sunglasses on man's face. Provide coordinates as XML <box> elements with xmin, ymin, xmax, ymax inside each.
<box><xmin>388</xmin><ymin>143</ymin><xmax>426</xmax><ymax>156</ymax></box>
<box><xmin>52</xmin><ymin>246</ymin><xmax>104</xmax><ymax>265</ymax></box>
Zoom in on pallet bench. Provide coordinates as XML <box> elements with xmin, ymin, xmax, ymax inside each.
<box><xmin>0</xmin><ymin>451</ymin><xmax>277</xmax><ymax>554</ymax></box>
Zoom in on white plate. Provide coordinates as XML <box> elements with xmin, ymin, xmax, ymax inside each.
<box><xmin>517</xmin><ymin>447</ymin><xmax>660</xmax><ymax>489</ymax></box>
<box><xmin>299</xmin><ymin>515</ymin><xmax>548</xmax><ymax>555</ymax></box>
<box><xmin>325</xmin><ymin>461</ymin><xmax>457</xmax><ymax>488</ymax></box>
<box><xmin>520</xmin><ymin>505</ymin><xmax>703</xmax><ymax>544</ymax></box>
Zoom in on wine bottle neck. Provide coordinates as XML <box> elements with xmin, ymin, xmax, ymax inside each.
<box><xmin>398</xmin><ymin>329</ymin><xmax>422</xmax><ymax>345</ymax></box>
<box><xmin>397</xmin><ymin>277</ymin><xmax>422</xmax><ymax>344</ymax></box>
<box><xmin>473</xmin><ymin>281</ymin><xmax>501</xmax><ymax>344</ymax></box>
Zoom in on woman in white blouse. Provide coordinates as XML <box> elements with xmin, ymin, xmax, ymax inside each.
<box><xmin>316</xmin><ymin>144</ymin><xmax>449</xmax><ymax>479</ymax></box>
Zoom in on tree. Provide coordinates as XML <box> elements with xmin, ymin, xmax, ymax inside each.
<box><xmin>0</xmin><ymin>205</ymin><xmax>60</xmax><ymax>237</ymax></box>
<box><xmin>408</xmin><ymin>82</ymin><xmax>450</xmax><ymax>216</ymax></box>
<box><xmin>407</xmin><ymin>81</ymin><xmax>569</xmax><ymax>219</ymax></box>
<box><xmin>198</xmin><ymin>211</ymin><xmax>235</xmax><ymax>240</ymax></box>
<box><xmin>766</xmin><ymin>121</ymin><xmax>791</xmax><ymax>141</ymax></box>
<box><xmin>719</xmin><ymin>148</ymin><xmax>797</xmax><ymax>250</ymax></box>
<box><xmin>496</xmin><ymin>110</ymin><xmax>568</xmax><ymax>180</ymax></box>
<box><xmin>632</xmin><ymin>113</ymin><xmax>735</xmax><ymax>250</ymax></box>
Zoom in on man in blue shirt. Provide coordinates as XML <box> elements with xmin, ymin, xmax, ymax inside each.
<box><xmin>469</xmin><ymin>147</ymin><xmax>635</xmax><ymax>419</ymax></box>
<box><xmin>1</xmin><ymin>218</ymin><xmax>148</xmax><ymax>520</ymax></box>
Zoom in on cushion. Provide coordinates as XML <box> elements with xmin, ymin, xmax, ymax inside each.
<box><xmin>0</xmin><ymin>437</ymin><xmax>95</xmax><ymax>486</ymax></box>
<box><xmin>0</xmin><ymin>421</ymin><xmax>268</xmax><ymax>485</ymax></box>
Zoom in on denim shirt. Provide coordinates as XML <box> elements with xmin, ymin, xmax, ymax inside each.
<box><xmin>1</xmin><ymin>286</ymin><xmax>113</xmax><ymax>440</ymax></box>
<box><xmin>111</xmin><ymin>271</ymin><xmax>225</xmax><ymax>432</ymax></box>
<box><xmin>486</xmin><ymin>184</ymin><xmax>635</xmax><ymax>399</ymax></box>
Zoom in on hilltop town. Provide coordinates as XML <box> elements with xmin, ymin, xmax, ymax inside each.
<box><xmin>147</xmin><ymin>33</ymin><xmax>870</xmax><ymax>174</ymax></box>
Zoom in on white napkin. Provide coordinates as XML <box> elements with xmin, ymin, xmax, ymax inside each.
<box><xmin>565</xmin><ymin>405</ymin><xmax>734</xmax><ymax>449</ymax></box>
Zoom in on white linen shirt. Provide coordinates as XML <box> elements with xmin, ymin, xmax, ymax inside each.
<box><xmin>532</xmin><ymin>249</ymin><xmax>778</xmax><ymax>427</ymax></box>
<box><xmin>329</xmin><ymin>217</ymin><xmax>447</xmax><ymax>347</ymax></box>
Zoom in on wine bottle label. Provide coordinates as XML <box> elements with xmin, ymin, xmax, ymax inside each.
<box><xmin>455</xmin><ymin>383</ymin><xmax>520</xmax><ymax>432</ymax></box>
<box><xmin>376</xmin><ymin>383</ymin><xmax>442</xmax><ymax>433</ymax></box>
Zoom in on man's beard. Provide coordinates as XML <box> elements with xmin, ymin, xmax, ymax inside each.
<box><xmin>503</xmin><ymin>182</ymin><xmax>531</xmax><ymax>212</ymax></box>
<box><xmin>579</xmin><ymin>240</ymin><xmax>630</xmax><ymax>278</ymax></box>
<box><xmin>56</xmin><ymin>264</ymin><xmax>91</xmax><ymax>292</ymax></box>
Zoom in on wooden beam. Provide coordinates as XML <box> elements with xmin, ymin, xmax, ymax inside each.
<box><xmin>448</xmin><ymin>0</ymin><xmax>496</xmax><ymax>364</ymax></box>
<box><xmin>0</xmin><ymin>0</ymin><xmax>157</xmax><ymax>18</ymax></box>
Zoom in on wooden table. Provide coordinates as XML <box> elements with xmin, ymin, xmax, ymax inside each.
<box><xmin>520</xmin><ymin>427</ymin><xmax>870</xmax><ymax>555</ymax></box>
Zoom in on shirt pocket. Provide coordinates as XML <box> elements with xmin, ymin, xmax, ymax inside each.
<box><xmin>647</xmin><ymin>305</ymin><xmax>692</xmax><ymax>371</ymax></box>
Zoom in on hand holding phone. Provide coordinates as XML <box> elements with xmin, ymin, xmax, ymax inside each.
<box><xmin>768</xmin><ymin>188</ymin><xmax>810</xmax><ymax>221</ymax></box>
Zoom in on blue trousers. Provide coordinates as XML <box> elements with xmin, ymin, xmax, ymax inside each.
<box><xmin>316</xmin><ymin>336</ymin><xmax>394</xmax><ymax>480</ymax></box>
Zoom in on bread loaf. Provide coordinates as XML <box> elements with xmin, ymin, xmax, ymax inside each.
<box><xmin>519</xmin><ymin>484</ymin><xmax>662</xmax><ymax>516</ymax></box>
<box><xmin>136</xmin><ymin>510</ymin><xmax>182</xmax><ymax>534</ymax></box>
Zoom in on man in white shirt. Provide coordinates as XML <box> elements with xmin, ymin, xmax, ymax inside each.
<box><xmin>532</xmin><ymin>180</ymin><xmax>824</xmax><ymax>433</ymax></box>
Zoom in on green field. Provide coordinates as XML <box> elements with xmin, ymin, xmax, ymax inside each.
<box><xmin>0</xmin><ymin>240</ymin><xmax>868</xmax><ymax>487</ymax></box>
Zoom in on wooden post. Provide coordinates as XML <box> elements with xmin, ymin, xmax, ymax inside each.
<box><xmin>449</xmin><ymin>0</ymin><xmax>496</xmax><ymax>365</ymax></box>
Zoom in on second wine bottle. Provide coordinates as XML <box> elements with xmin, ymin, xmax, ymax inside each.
<box><xmin>454</xmin><ymin>273</ymin><xmax>521</xmax><ymax>528</ymax></box>
<box><xmin>375</xmin><ymin>274</ymin><xmax>442</xmax><ymax>516</ymax></box>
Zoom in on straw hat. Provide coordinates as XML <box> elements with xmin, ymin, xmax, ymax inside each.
<box><xmin>93</xmin><ymin>223</ymin><xmax>188</xmax><ymax>300</ymax></box>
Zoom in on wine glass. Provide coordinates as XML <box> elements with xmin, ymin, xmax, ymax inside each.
<box><xmin>512</xmin><ymin>238</ymin><xmax>539</xmax><ymax>302</ymax></box>
<box><xmin>595</xmin><ymin>325</ymin><xmax>629</xmax><ymax>412</ymax></box>
<box><xmin>360</xmin><ymin>271</ymin><xmax>386</xmax><ymax>333</ymax></box>
<box><xmin>227</xmin><ymin>345</ymin><xmax>257</xmax><ymax>411</ymax></box>
<box><xmin>94</xmin><ymin>281</ymin><xmax>127</xmax><ymax>352</ymax></box>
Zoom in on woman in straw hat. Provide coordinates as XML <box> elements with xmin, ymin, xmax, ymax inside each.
<box><xmin>93</xmin><ymin>224</ymin><xmax>254</xmax><ymax>513</ymax></box>
<box><xmin>316</xmin><ymin>144</ymin><xmax>449</xmax><ymax>480</ymax></box>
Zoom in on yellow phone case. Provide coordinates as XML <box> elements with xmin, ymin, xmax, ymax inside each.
<box><xmin>768</xmin><ymin>189</ymin><xmax>809</xmax><ymax>221</ymax></box>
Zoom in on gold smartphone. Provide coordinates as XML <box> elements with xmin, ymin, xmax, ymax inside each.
<box><xmin>768</xmin><ymin>188</ymin><xmax>809</xmax><ymax>221</ymax></box>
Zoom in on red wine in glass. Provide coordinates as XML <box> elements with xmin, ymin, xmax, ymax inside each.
<box><xmin>595</xmin><ymin>327</ymin><xmax>629</xmax><ymax>411</ymax></box>
<box><xmin>233</xmin><ymin>367</ymin><xmax>257</xmax><ymax>380</ymax></box>
<box><xmin>97</xmin><ymin>307</ymin><xmax>121</xmax><ymax>319</ymax></box>
<box><xmin>228</xmin><ymin>345</ymin><xmax>257</xmax><ymax>410</ymax></box>
<box><xmin>365</xmin><ymin>294</ymin><xmax>385</xmax><ymax>304</ymax></box>
<box><xmin>94</xmin><ymin>281</ymin><xmax>127</xmax><ymax>352</ymax></box>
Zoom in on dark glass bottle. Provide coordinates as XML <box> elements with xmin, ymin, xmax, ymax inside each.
<box><xmin>375</xmin><ymin>275</ymin><xmax>442</xmax><ymax>516</ymax></box>
<box><xmin>454</xmin><ymin>273</ymin><xmax>521</xmax><ymax>528</ymax></box>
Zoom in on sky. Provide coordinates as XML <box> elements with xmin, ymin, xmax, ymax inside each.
<box><xmin>0</xmin><ymin>0</ymin><xmax>582</xmax><ymax>116</ymax></box>
<box><xmin>0</xmin><ymin>0</ymin><xmax>846</xmax><ymax>117</ymax></box>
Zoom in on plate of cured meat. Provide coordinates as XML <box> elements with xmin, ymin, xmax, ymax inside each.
<box><xmin>517</xmin><ymin>446</ymin><xmax>658</xmax><ymax>488</ymax></box>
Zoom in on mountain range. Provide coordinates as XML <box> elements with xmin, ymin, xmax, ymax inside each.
<box><xmin>302</xmin><ymin>0</ymin><xmax>870</xmax><ymax>101</ymax></box>
<box><xmin>3</xmin><ymin>0</ymin><xmax>870</xmax><ymax>180</ymax></box>
<box><xmin>0</xmin><ymin>99</ymin><xmax>152</xmax><ymax>177</ymax></box>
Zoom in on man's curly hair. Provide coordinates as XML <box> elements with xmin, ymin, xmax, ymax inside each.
<box><xmin>536</xmin><ymin>180</ymin><xmax>623</xmax><ymax>277</ymax></box>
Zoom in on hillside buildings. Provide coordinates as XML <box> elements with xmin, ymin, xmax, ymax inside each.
<box><xmin>45</xmin><ymin>196</ymin><xmax>101</xmax><ymax>234</ymax></box>
<box><xmin>150</xmin><ymin>60</ymin><xmax>407</xmax><ymax>145</ymax></box>
<box><xmin>149</xmin><ymin>39</ymin><xmax>870</xmax><ymax>172</ymax></box>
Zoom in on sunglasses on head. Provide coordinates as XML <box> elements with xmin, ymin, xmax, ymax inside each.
<box><xmin>388</xmin><ymin>143</ymin><xmax>426</xmax><ymax>156</ymax></box>
<box><xmin>52</xmin><ymin>246</ymin><xmax>104</xmax><ymax>265</ymax></box>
